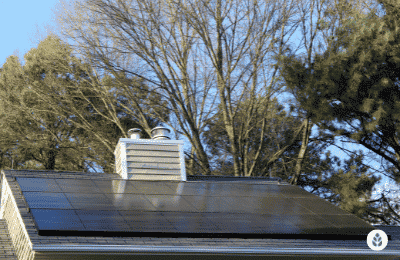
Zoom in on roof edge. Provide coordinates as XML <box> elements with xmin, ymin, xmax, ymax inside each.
<box><xmin>187</xmin><ymin>175</ymin><xmax>284</xmax><ymax>183</ymax></box>
<box><xmin>32</xmin><ymin>245</ymin><xmax>399</xmax><ymax>256</ymax></box>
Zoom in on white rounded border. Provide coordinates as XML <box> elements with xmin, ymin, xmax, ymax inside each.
<box><xmin>367</xmin><ymin>229</ymin><xmax>388</xmax><ymax>251</ymax></box>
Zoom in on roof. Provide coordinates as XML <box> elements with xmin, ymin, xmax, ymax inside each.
<box><xmin>1</xmin><ymin>169</ymin><xmax>399</xmax><ymax>259</ymax></box>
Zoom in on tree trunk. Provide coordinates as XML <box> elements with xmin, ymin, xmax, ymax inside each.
<box><xmin>44</xmin><ymin>148</ymin><xmax>57</xmax><ymax>170</ymax></box>
<box><xmin>215</xmin><ymin>0</ymin><xmax>241</xmax><ymax>177</ymax></box>
<box><xmin>290</xmin><ymin>117</ymin><xmax>312</xmax><ymax>185</ymax></box>
<box><xmin>191</xmin><ymin>131</ymin><xmax>211</xmax><ymax>175</ymax></box>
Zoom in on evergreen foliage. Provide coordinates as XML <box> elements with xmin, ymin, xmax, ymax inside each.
<box><xmin>280</xmin><ymin>0</ymin><xmax>400</xmax><ymax>184</ymax></box>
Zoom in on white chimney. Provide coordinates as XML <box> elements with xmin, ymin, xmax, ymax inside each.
<box><xmin>114</xmin><ymin>127</ymin><xmax>186</xmax><ymax>181</ymax></box>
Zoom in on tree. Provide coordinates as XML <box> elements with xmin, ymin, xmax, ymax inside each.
<box><xmin>0</xmin><ymin>54</ymin><xmax>84</xmax><ymax>170</ymax></box>
<box><xmin>273</xmin><ymin>0</ymin><xmax>384</xmax><ymax>184</ymax></box>
<box><xmin>203</xmin><ymin>97</ymin><xmax>304</xmax><ymax>177</ymax></box>
<box><xmin>280</xmin><ymin>0</ymin><xmax>400</xmax><ymax>184</ymax></box>
<box><xmin>366</xmin><ymin>181</ymin><xmax>400</xmax><ymax>225</ymax></box>
<box><xmin>275</xmin><ymin>0</ymin><xmax>400</xmax><ymax>224</ymax></box>
<box><xmin>0</xmin><ymin>35</ymin><xmax>166</xmax><ymax>172</ymax></box>
<box><xmin>296</xmin><ymin>150</ymin><xmax>382</xmax><ymax>223</ymax></box>
<box><xmin>57</xmin><ymin>0</ymin><xmax>301</xmax><ymax>176</ymax></box>
<box><xmin>324</xmin><ymin>153</ymin><xmax>380</xmax><ymax>219</ymax></box>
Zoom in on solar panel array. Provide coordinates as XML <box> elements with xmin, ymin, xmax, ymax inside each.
<box><xmin>16</xmin><ymin>177</ymin><xmax>375</xmax><ymax>239</ymax></box>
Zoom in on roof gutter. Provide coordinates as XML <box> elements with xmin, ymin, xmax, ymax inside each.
<box><xmin>32</xmin><ymin>245</ymin><xmax>400</xmax><ymax>256</ymax></box>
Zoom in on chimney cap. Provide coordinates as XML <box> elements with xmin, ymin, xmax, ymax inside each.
<box><xmin>151</xmin><ymin>126</ymin><xmax>171</xmax><ymax>140</ymax></box>
<box><xmin>127</xmin><ymin>128</ymin><xmax>142</xmax><ymax>139</ymax></box>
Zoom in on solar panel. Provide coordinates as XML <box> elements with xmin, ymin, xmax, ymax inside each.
<box><xmin>76</xmin><ymin>210</ymin><xmax>130</xmax><ymax>231</ymax></box>
<box><xmin>104</xmin><ymin>194</ymin><xmax>156</xmax><ymax>211</ymax></box>
<box><xmin>145</xmin><ymin>194</ymin><xmax>196</xmax><ymax>212</ymax></box>
<box><xmin>295</xmin><ymin>198</ymin><xmax>350</xmax><ymax>215</ymax></box>
<box><xmin>129</xmin><ymin>181</ymin><xmax>176</xmax><ymax>194</ymax></box>
<box><xmin>30</xmin><ymin>209</ymin><xmax>84</xmax><ymax>230</ymax></box>
<box><xmin>65</xmin><ymin>193</ymin><xmax>117</xmax><ymax>210</ymax></box>
<box><xmin>55</xmin><ymin>179</ymin><xmax>102</xmax><ymax>193</ymax></box>
<box><xmin>162</xmin><ymin>212</ymin><xmax>222</xmax><ymax>233</ymax></box>
<box><xmin>17</xmin><ymin>177</ymin><xmax>375</xmax><ymax>239</ymax></box>
<box><xmin>24</xmin><ymin>192</ymin><xmax>73</xmax><ymax>209</ymax></box>
<box><xmin>17</xmin><ymin>177</ymin><xmax>60</xmax><ymax>192</ymax></box>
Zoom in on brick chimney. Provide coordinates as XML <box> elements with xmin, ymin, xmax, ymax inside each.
<box><xmin>114</xmin><ymin>127</ymin><xmax>186</xmax><ymax>181</ymax></box>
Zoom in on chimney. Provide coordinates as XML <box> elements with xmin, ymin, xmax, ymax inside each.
<box><xmin>114</xmin><ymin>127</ymin><xmax>186</xmax><ymax>181</ymax></box>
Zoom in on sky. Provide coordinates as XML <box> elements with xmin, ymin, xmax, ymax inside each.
<box><xmin>0</xmin><ymin>0</ymin><xmax>64</xmax><ymax>66</ymax></box>
<box><xmin>0</xmin><ymin>0</ymin><xmax>398</xmax><ymax>200</ymax></box>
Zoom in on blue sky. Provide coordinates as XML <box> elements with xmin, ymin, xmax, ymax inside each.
<box><xmin>0</xmin><ymin>0</ymin><xmax>398</xmax><ymax>199</ymax></box>
<box><xmin>0</xmin><ymin>0</ymin><xmax>62</xmax><ymax>65</ymax></box>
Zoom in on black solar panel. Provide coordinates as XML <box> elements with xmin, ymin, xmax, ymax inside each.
<box><xmin>24</xmin><ymin>192</ymin><xmax>73</xmax><ymax>209</ymax></box>
<box><xmin>17</xmin><ymin>177</ymin><xmax>60</xmax><ymax>192</ymax></box>
<box><xmin>17</xmin><ymin>177</ymin><xmax>375</xmax><ymax>239</ymax></box>
<box><xmin>30</xmin><ymin>209</ymin><xmax>84</xmax><ymax>230</ymax></box>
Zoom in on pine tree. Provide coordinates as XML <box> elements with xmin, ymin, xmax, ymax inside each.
<box><xmin>280</xmin><ymin>0</ymin><xmax>400</xmax><ymax>183</ymax></box>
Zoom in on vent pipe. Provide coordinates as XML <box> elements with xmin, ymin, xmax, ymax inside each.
<box><xmin>151</xmin><ymin>126</ymin><xmax>170</xmax><ymax>140</ymax></box>
<box><xmin>127</xmin><ymin>128</ymin><xmax>142</xmax><ymax>139</ymax></box>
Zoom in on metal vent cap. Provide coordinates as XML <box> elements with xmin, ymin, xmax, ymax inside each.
<box><xmin>127</xmin><ymin>128</ymin><xmax>142</xmax><ymax>139</ymax></box>
<box><xmin>151</xmin><ymin>126</ymin><xmax>171</xmax><ymax>140</ymax></box>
